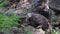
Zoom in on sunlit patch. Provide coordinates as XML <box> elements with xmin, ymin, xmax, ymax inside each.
<box><xmin>27</xmin><ymin>13</ymin><xmax>32</xmax><ymax>17</ymax></box>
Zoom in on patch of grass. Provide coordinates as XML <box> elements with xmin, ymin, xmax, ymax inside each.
<box><xmin>27</xmin><ymin>31</ymin><xmax>32</xmax><ymax>34</ymax></box>
<box><xmin>0</xmin><ymin>1</ymin><xmax>8</xmax><ymax>7</ymax></box>
<box><xmin>0</xmin><ymin>14</ymin><xmax>19</xmax><ymax>31</ymax></box>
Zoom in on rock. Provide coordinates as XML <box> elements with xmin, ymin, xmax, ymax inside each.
<box><xmin>10</xmin><ymin>27</ymin><xmax>26</xmax><ymax>34</ymax></box>
<box><xmin>0</xmin><ymin>31</ymin><xmax>4</xmax><ymax>34</ymax></box>
<box><xmin>49</xmin><ymin>0</ymin><xmax>60</xmax><ymax>10</ymax></box>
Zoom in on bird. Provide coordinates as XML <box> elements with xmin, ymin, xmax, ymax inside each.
<box><xmin>25</xmin><ymin>13</ymin><xmax>50</xmax><ymax>31</ymax></box>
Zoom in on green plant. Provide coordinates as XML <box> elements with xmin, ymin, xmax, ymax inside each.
<box><xmin>0</xmin><ymin>1</ymin><xmax>8</xmax><ymax>7</ymax></box>
<box><xmin>27</xmin><ymin>31</ymin><xmax>32</xmax><ymax>34</ymax></box>
<box><xmin>0</xmin><ymin>14</ymin><xmax>19</xmax><ymax>31</ymax></box>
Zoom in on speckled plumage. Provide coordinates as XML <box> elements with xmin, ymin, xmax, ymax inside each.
<box><xmin>26</xmin><ymin>13</ymin><xmax>49</xmax><ymax>31</ymax></box>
